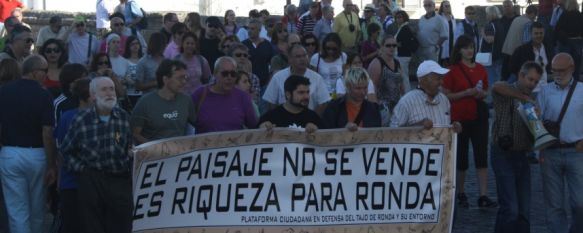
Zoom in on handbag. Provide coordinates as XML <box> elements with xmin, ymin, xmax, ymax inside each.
<box><xmin>542</xmin><ymin>80</ymin><xmax>577</xmax><ymax>138</ymax></box>
<box><xmin>475</xmin><ymin>39</ymin><xmax>492</xmax><ymax>66</ymax></box>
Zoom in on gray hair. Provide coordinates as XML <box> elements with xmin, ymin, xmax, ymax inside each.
<box><xmin>214</xmin><ymin>56</ymin><xmax>237</xmax><ymax>73</ymax></box>
<box><xmin>89</xmin><ymin>76</ymin><xmax>114</xmax><ymax>94</ymax></box>
<box><xmin>344</xmin><ymin>67</ymin><xmax>370</xmax><ymax>88</ymax></box>
<box><xmin>322</xmin><ymin>5</ymin><xmax>334</xmax><ymax>13</ymax></box>
<box><xmin>22</xmin><ymin>55</ymin><xmax>46</xmax><ymax>75</ymax></box>
<box><xmin>485</xmin><ymin>6</ymin><xmax>502</xmax><ymax>20</ymax></box>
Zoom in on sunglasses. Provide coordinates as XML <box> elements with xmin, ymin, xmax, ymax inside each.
<box><xmin>22</xmin><ymin>38</ymin><xmax>34</xmax><ymax>44</ymax></box>
<box><xmin>113</xmin><ymin>23</ymin><xmax>124</xmax><ymax>27</ymax></box>
<box><xmin>221</xmin><ymin>70</ymin><xmax>238</xmax><ymax>77</ymax></box>
<box><xmin>234</xmin><ymin>53</ymin><xmax>248</xmax><ymax>58</ymax></box>
<box><xmin>384</xmin><ymin>44</ymin><xmax>398</xmax><ymax>48</ymax></box>
<box><xmin>45</xmin><ymin>48</ymin><xmax>61</xmax><ymax>54</ymax></box>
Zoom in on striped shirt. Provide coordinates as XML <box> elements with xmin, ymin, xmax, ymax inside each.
<box><xmin>390</xmin><ymin>89</ymin><xmax>451</xmax><ymax>127</ymax></box>
<box><xmin>297</xmin><ymin>13</ymin><xmax>318</xmax><ymax>36</ymax></box>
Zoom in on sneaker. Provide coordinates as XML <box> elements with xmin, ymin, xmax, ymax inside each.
<box><xmin>457</xmin><ymin>193</ymin><xmax>469</xmax><ymax>208</ymax></box>
<box><xmin>477</xmin><ymin>195</ymin><xmax>498</xmax><ymax>208</ymax></box>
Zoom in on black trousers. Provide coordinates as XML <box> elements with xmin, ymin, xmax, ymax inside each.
<box><xmin>78</xmin><ymin>170</ymin><xmax>133</xmax><ymax>233</ymax></box>
<box><xmin>60</xmin><ymin>189</ymin><xmax>80</xmax><ymax>233</ymax></box>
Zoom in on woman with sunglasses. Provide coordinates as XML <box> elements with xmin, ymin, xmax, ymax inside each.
<box><xmin>175</xmin><ymin>32</ymin><xmax>211</xmax><ymax>95</ymax></box>
<box><xmin>224</xmin><ymin>10</ymin><xmax>239</xmax><ymax>36</ymax></box>
<box><xmin>40</xmin><ymin>38</ymin><xmax>68</xmax><ymax>97</ymax></box>
<box><xmin>163</xmin><ymin>22</ymin><xmax>188</xmax><ymax>59</ymax></box>
<box><xmin>442</xmin><ymin>35</ymin><xmax>495</xmax><ymax>209</ymax></box>
<box><xmin>310</xmin><ymin>33</ymin><xmax>347</xmax><ymax>98</ymax></box>
<box><xmin>302</xmin><ymin>34</ymin><xmax>319</xmax><ymax>59</ymax></box>
<box><xmin>227</xmin><ymin>43</ymin><xmax>261</xmax><ymax>105</ymax></box>
<box><xmin>269</xmin><ymin>22</ymin><xmax>288</xmax><ymax>54</ymax></box>
<box><xmin>367</xmin><ymin>35</ymin><xmax>405</xmax><ymax>127</ymax></box>
<box><xmin>218</xmin><ymin>35</ymin><xmax>240</xmax><ymax>56</ymax></box>
<box><xmin>123</xmin><ymin>35</ymin><xmax>143</xmax><ymax>107</ymax></box>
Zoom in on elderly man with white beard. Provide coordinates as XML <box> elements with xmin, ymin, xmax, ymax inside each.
<box><xmin>60</xmin><ymin>76</ymin><xmax>133</xmax><ymax>233</ymax></box>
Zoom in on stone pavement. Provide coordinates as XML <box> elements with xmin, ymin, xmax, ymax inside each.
<box><xmin>451</xmin><ymin>158</ymin><xmax>547</xmax><ymax>233</ymax></box>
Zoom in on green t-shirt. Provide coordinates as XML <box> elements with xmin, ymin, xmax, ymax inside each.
<box><xmin>131</xmin><ymin>91</ymin><xmax>196</xmax><ymax>141</ymax></box>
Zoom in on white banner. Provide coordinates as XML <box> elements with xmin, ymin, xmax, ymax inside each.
<box><xmin>133</xmin><ymin>142</ymin><xmax>446</xmax><ymax>231</ymax></box>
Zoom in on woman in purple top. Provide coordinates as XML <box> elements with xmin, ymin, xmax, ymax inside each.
<box><xmin>163</xmin><ymin>22</ymin><xmax>187</xmax><ymax>59</ymax></box>
<box><xmin>191</xmin><ymin>56</ymin><xmax>258</xmax><ymax>134</ymax></box>
<box><xmin>360</xmin><ymin>23</ymin><xmax>381</xmax><ymax>69</ymax></box>
<box><xmin>175</xmin><ymin>32</ymin><xmax>211</xmax><ymax>95</ymax></box>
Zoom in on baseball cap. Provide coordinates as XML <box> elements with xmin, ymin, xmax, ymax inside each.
<box><xmin>364</xmin><ymin>4</ymin><xmax>376</xmax><ymax>12</ymax></box>
<box><xmin>416</xmin><ymin>60</ymin><xmax>449</xmax><ymax>78</ymax></box>
<box><xmin>73</xmin><ymin>15</ymin><xmax>86</xmax><ymax>24</ymax></box>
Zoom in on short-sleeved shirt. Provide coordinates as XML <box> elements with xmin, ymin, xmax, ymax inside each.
<box><xmin>36</xmin><ymin>26</ymin><xmax>67</xmax><ymax>47</ymax></box>
<box><xmin>417</xmin><ymin>13</ymin><xmax>447</xmax><ymax>48</ymax></box>
<box><xmin>54</xmin><ymin>108</ymin><xmax>80</xmax><ymax>190</ymax></box>
<box><xmin>68</xmin><ymin>32</ymin><xmax>99</xmax><ymax>65</ymax></box>
<box><xmin>262</xmin><ymin>67</ymin><xmax>331</xmax><ymax>110</ymax></box>
<box><xmin>110</xmin><ymin>55</ymin><xmax>130</xmax><ymax>78</ymax></box>
<box><xmin>443</xmin><ymin>63</ymin><xmax>488</xmax><ymax>121</ymax></box>
<box><xmin>0</xmin><ymin>79</ymin><xmax>54</xmax><ymax>147</ymax></box>
<box><xmin>175</xmin><ymin>54</ymin><xmax>211</xmax><ymax>95</ymax></box>
<box><xmin>310</xmin><ymin>53</ymin><xmax>347</xmax><ymax>93</ymax></box>
<box><xmin>135</xmin><ymin>54</ymin><xmax>161</xmax><ymax>93</ymax></box>
<box><xmin>0</xmin><ymin>0</ymin><xmax>23</xmax><ymax>22</ymax></box>
<box><xmin>390</xmin><ymin>89</ymin><xmax>451</xmax><ymax>128</ymax></box>
<box><xmin>131</xmin><ymin>91</ymin><xmax>196</xmax><ymax>141</ymax></box>
<box><xmin>191</xmin><ymin>86</ymin><xmax>258</xmax><ymax>134</ymax></box>
<box><xmin>259</xmin><ymin>105</ymin><xmax>323</xmax><ymax>129</ymax></box>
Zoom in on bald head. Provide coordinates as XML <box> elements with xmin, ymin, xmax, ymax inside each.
<box><xmin>551</xmin><ymin>53</ymin><xmax>575</xmax><ymax>88</ymax></box>
<box><xmin>552</xmin><ymin>53</ymin><xmax>575</xmax><ymax>67</ymax></box>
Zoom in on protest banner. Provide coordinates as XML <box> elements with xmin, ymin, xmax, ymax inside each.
<box><xmin>132</xmin><ymin>127</ymin><xmax>457</xmax><ymax>233</ymax></box>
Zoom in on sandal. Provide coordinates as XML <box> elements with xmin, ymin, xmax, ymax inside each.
<box><xmin>457</xmin><ymin>193</ymin><xmax>469</xmax><ymax>208</ymax></box>
<box><xmin>477</xmin><ymin>195</ymin><xmax>498</xmax><ymax>208</ymax></box>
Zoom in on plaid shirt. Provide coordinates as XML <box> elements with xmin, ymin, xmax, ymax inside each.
<box><xmin>492</xmin><ymin>83</ymin><xmax>534</xmax><ymax>151</ymax></box>
<box><xmin>60</xmin><ymin>106</ymin><xmax>132</xmax><ymax>173</ymax></box>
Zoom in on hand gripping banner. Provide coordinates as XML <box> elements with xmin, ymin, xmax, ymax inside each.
<box><xmin>132</xmin><ymin>127</ymin><xmax>457</xmax><ymax>233</ymax></box>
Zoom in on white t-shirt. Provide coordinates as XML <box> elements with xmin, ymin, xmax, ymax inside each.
<box><xmin>310</xmin><ymin>52</ymin><xmax>347</xmax><ymax>93</ymax></box>
<box><xmin>110</xmin><ymin>55</ymin><xmax>130</xmax><ymax>78</ymax></box>
<box><xmin>336</xmin><ymin>78</ymin><xmax>375</xmax><ymax>95</ymax></box>
<box><xmin>68</xmin><ymin>32</ymin><xmax>99</xmax><ymax>65</ymax></box>
<box><xmin>262</xmin><ymin>67</ymin><xmax>331</xmax><ymax>110</ymax></box>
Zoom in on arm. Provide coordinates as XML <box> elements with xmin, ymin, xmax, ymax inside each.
<box><xmin>42</xmin><ymin>126</ymin><xmax>57</xmax><ymax>185</ymax></box>
<box><xmin>315</xmin><ymin>103</ymin><xmax>327</xmax><ymax>117</ymax></box>
<box><xmin>135</xmin><ymin>62</ymin><xmax>157</xmax><ymax>91</ymax></box>
<box><xmin>442</xmin><ymin>87</ymin><xmax>477</xmax><ymax>101</ymax></box>
<box><xmin>367</xmin><ymin>59</ymin><xmax>381</xmax><ymax>90</ymax></box>
<box><xmin>492</xmin><ymin>81</ymin><xmax>533</xmax><ymax>102</ymax></box>
<box><xmin>131</xmin><ymin>126</ymin><xmax>148</xmax><ymax>145</ymax></box>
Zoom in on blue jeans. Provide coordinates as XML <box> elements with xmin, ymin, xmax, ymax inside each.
<box><xmin>557</xmin><ymin>39</ymin><xmax>583</xmax><ymax>81</ymax></box>
<box><xmin>0</xmin><ymin>147</ymin><xmax>46</xmax><ymax>233</ymax></box>
<box><xmin>486</xmin><ymin>58</ymin><xmax>503</xmax><ymax>87</ymax></box>
<box><xmin>541</xmin><ymin>147</ymin><xmax>583</xmax><ymax>233</ymax></box>
<box><xmin>491</xmin><ymin>146</ymin><xmax>531</xmax><ymax>233</ymax></box>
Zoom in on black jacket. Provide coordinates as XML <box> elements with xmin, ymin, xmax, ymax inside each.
<box><xmin>509</xmin><ymin>41</ymin><xmax>552</xmax><ymax>77</ymax></box>
<box><xmin>322</xmin><ymin>97</ymin><xmax>381</xmax><ymax>129</ymax></box>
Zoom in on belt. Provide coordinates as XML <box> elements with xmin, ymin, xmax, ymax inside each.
<box><xmin>548</xmin><ymin>142</ymin><xmax>576</xmax><ymax>149</ymax></box>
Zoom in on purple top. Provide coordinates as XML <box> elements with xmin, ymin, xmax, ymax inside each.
<box><xmin>176</xmin><ymin>54</ymin><xmax>212</xmax><ymax>95</ymax></box>
<box><xmin>360</xmin><ymin>40</ymin><xmax>379</xmax><ymax>69</ymax></box>
<box><xmin>163</xmin><ymin>40</ymin><xmax>180</xmax><ymax>59</ymax></box>
<box><xmin>191</xmin><ymin>85</ymin><xmax>258</xmax><ymax>134</ymax></box>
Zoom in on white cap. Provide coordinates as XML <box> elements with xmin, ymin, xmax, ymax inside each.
<box><xmin>416</xmin><ymin>60</ymin><xmax>449</xmax><ymax>78</ymax></box>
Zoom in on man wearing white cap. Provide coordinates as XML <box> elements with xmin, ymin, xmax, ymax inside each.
<box><xmin>390</xmin><ymin>60</ymin><xmax>460</xmax><ymax>131</ymax></box>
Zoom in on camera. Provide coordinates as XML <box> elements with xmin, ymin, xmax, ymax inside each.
<box><xmin>498</xmin><ymin>135</ymin><xmax>514</xmax><ymax>150</ymax></box>
<box><xmin>349</xmin><ymin>24</ymin><xmax>355</xmax><ymax>32</ymax></box>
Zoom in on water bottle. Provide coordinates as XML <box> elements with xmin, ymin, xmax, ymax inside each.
<box><xmin>329</xmin><ymin>67</ymin><xmax>338</xmax><ymax>99</ymax></box>
<box><xmin>476</xmin><ymin>80</ymin><xmax>483</xmax><ymax>91</ymax></box>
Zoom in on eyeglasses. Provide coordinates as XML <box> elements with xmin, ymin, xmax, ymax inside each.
<box><xmin>45</xmin><ymin>48</ymin><xmax>61</xmax><ymax>54</ymax></box>
<box><xmin>22</xmin><ymin>38</ymin><xmax>34</xmax><ymax>44</ymax></box>
<box><xmin>220</xmin><ymin>70</ymin><xmax>238</xmax><ymax>77</ymax></box>
<box><xmin>234</xmin><ymin>53</ymin><xmax>248</xmax><ymax>58</ymax></box>
<box><xmin>113</xmin><ymin>23</ymin><xmax>124</xmax><ymax>27</ymax></box>
<box><xmin>384</xmin><ymin>44</ymin><xmax>398</xmax><ymax>48</ymax></box>
<box><xmin>304</xmin><ymin>42</ymin><xmax>317</xmax><ymax>47</ymax></box>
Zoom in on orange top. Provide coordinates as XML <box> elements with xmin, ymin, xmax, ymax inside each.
<box><xmin>346</xmin><ymin>100</ymin><xmax>363</xmax><ymax>127</ymax></box>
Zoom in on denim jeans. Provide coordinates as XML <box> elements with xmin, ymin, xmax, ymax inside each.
<box><xmin>0</xmin><ymin>147</ymin><xmax>46</xmax><ymax>233</ymax></box>
<box><xmin>491</xmin><ymin>146</ymin><xmax>531</xmax><ymax>233</ymax></box>
<box><xmin>557</xmin><ymin>39</ymin><xmax>583</xmax><ymax>81</ymax></box>
<box><xmin>486</xmin><ymin>58</ymin><xmax>503</xmax><ymax>88</ymax></box>
<box><xmin>541</xmin><ymin>147</ymin><xmax>583</xmax><ymax>233</ymax></box>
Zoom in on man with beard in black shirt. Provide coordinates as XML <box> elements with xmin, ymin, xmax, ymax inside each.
<box><xmin>259</xmin><ymin>75</ymin><xmax>323</xmax><ymax>132</ymax></box>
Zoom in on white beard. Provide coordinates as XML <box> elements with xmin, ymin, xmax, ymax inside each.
<box><xmin>96</xmin><ymin>95</ymin><xmax>117</xmax><ymax>110</ymax></box>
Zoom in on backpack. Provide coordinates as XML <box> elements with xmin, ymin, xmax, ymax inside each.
<box><xmin>128</xmin><ymin>0</ymin><xmax>148</xmax><ymax>30</ymax></box>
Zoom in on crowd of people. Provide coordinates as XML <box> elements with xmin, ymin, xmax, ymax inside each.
<box><xmin>0</xmin><ymin>0</ymin><xmax>582</xmax><ymax>232</ymax></box>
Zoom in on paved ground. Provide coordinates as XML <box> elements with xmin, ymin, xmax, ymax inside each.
<box><xmin>451</xmin><ymin>157</ymin><xmax>547</xmax><ymax>233</ymax></box>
